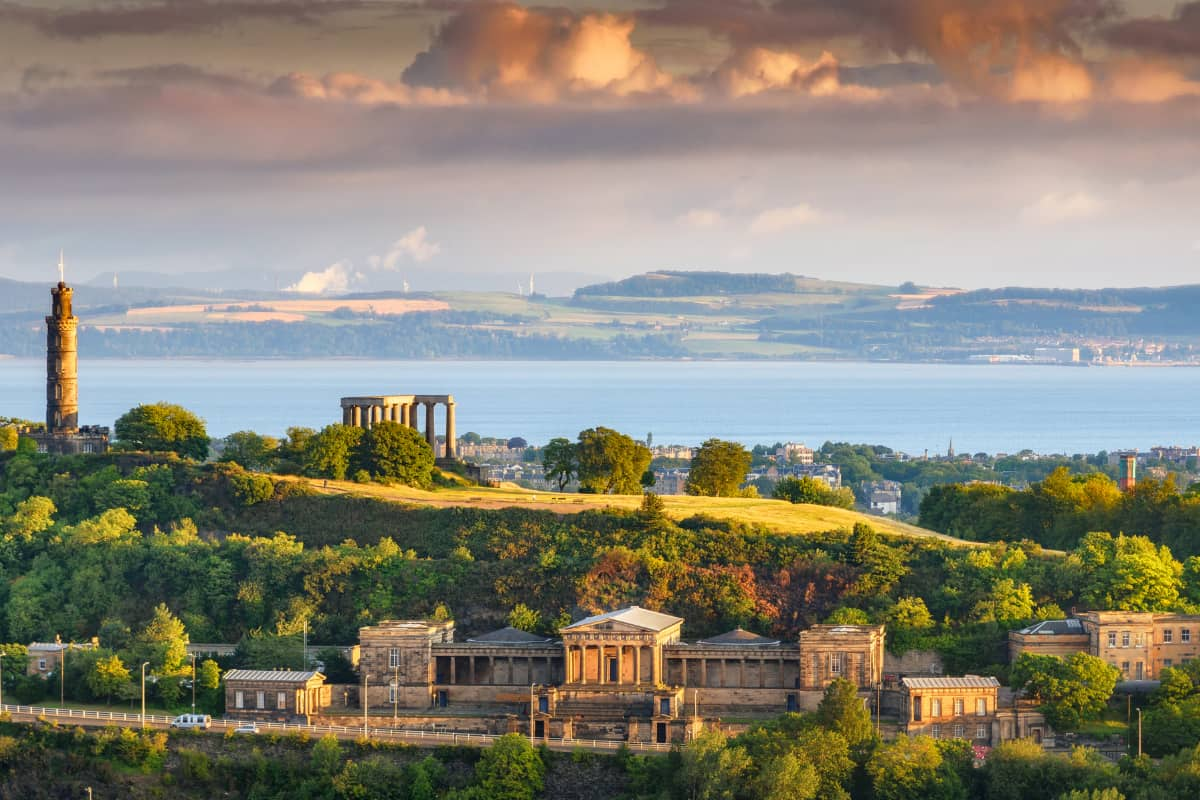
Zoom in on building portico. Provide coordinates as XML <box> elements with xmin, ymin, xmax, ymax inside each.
<box><xmin>561</xmin><ymin>607</ymin><xmax>683</xmax><ymax>687</ymax></box>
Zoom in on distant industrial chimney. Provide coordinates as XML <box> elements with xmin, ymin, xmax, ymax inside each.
<box><xmin>1118</xmin><ymin>454</ymin><xmax>1137</xmax><ymax>492</ymax></box>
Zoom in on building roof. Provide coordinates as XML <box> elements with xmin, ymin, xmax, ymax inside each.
<box><xmin>696</xmin><ymin>628</ymin><xmax>781</xmax><ymax>647</ymax></box>
<box><xmin>562</xmin><ymin>606</ymin><xmax>683</xmax><ymax>633</ymax></box>
<box><xmin>224</xmin><ymin>669</ymin><xmax>324</xmax><ymax>684</ymax></box>
<box><xmin>1014</xmin><ymin>618</ymin><xmax>1086</xmax><ymax>636</ymax></box>
<box><xmin>466</xmin><ymin>626</ymin><xmax>554</xmax><ymax>645</ymax></box>
<box><xmin>902</xmin><ymin>675</ymin><xmax>1000</xmax><ymax>690</ymax></box>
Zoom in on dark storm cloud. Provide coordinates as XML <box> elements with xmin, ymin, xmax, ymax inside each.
<box><xmin>1106</xmin><ymin>2</ymin><xmax>1200</xmax><ymax>56</ymax></box>
<box><xmin>11</xmin><ymin>0</ymin><xmax>376</xmax><ymax>39</ymax></box>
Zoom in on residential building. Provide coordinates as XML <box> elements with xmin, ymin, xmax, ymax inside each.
<box><xmin>776</xmin><ymin>443</ymin><xmax>815</xmax><ymax>465</ymax></box>
<box><xmin>26</xmin><ymin>637</ymin><xmax>99</xmax><ymax>677</ymax></box>
<box><xmin>901</xmin><ymin>675</ymin><xmax>1049</xmax><ymax>747</ymax></box>
<box><xmin>224</xmin><ymin>669</ymin><xmax>330</xmax><ymax>723</ymax></box>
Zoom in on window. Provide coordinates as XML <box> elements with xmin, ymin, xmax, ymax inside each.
<box><xmin>931</xmin><ymin>724</ymin><xmax>941</xmax><ymax>738</ymax></box>
<box><xmin>976</xmin><ymin>698</ymin><xmax>987</xmax><ymax>716</ymax></box>
<box><xmin>389</xmin><ymin>683</ymin><xmax>398</xmax><ymax>703</ymax></box>
<box><xmin>931</xmin><ymin>698</ymin><xmax>942</xmax><ymax>717</ymax></box>
<box><xmin>660</xmin><ymin>698</ymin><xmax>671</xmax><ymax>716</ymax></box>
<box><xmin>538</xmin><ymin>696</ymin><xmax>549</xmax><ymax>713</ymax></box>
<box><xmin>256</xmin><ymin>691</ymin><xmax>265</xmax><ymax>709</ymax></box>
<box><xmin>954</xmin><ymin>698</ymin><xmax>964</xmax><ymax>716</ymax></box>
<box><xmin>1107</xmin><ymin>632</ymin><xmax>1117</xmax><ymax>648</ymax></box>
<box><xmin>976</xmin><ymin>725</ymin><xmax>989</xmax><ymax>740</ymax></box>
<box><xmin>1122</xmin><ymin>632</ymin><xmax>1131</xmax><ymax>648</ymax></box>
<box><xmin>38</xmin><ymin>658</ymin><xmax>47</xmax><ymax>671</ymax></box>
<box><xmin>277</xmin><ymin>691</ymin><xmax>287</xmax><ymax>710</ymax></box>
<box><xmin>1183</xmin><ymin>629</ymin><xmax>1192</xmax><ymax>643</ymax></box>
<box><xmin>1136</xmin><ymin>633</ymin><xmax>1144</xmax><ymax>647</ymax></box>
<box><xmin>1163</xmin><ymin>659</ymin><xmax>1173</xmax><ymax>668</ymax></box>
<box><xmin>1121</xmin><ymin>661</ymin><xmax>1130</xmax><ymax>676</ymax></box>
<box><xmin>1163</xmin><ymin>629</ymin><xmax>1173</xmax><ymax>643</ymax></box>
<box><xmin>913</xmin><ymin>696</ymin><xmax>922</xmax><ymax>722</ymax></box>
<box><xmin>830</xmin><ymin>653</ymin><xmax>842</xmax><ymax>675</ymax></box>
<box><xmin>953</xmin><ymin>725</ymin><xmax>964</xmax><ymax>738</ymax></box>
<box><xmin>389</xmin><ymin>647</ymin><xmax>401</xmax><ymax>668</ymax></box>
<box><xmin>235</xmin><ymin>691</ymin><xmax>244</xmax><ymax>709</ymax></box>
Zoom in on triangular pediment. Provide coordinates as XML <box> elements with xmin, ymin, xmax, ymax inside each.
<box><xmin>565</xmin><ymin>620</ymin><xmax>649</xmax><ymax>635</ymax></box>
<box><xmin>561</xmin><ymin>606</ymin><xmax>684</xmax><ymax>634</ymax></box>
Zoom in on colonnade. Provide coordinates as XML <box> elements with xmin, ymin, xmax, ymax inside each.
<box><xmin>339</xmin><ymin>394</ymin><xmax>456</xmax><ymax>459</ymax></box>
<box><xmin>564</xmin><ymin>643</ymin><xmax>660</xmax><ymax>686</ymax></box>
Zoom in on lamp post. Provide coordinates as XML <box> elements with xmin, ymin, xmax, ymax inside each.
<box><xmin>60</xmin><ymin>641</ymin><xmax>66</xmax><ymax>706</ymax></box>
<box><xmin>140</xmin><ymin>662</ymin><xmax>151</xmax><ymax>730</ymax></box>
<box><xmin>392</xmin><ymin>665</ymin><xmax>398</xmax><ymax>726</ymax></box>
<box><xmin>189</xmin><ymin>654</ymin><xmax>197</xmax><ymax>713</ymax></box>
<box><xmin>362</xmin><ymin>672</ymin><xmax>370</xmax><ymax>740</ymax></box>
<box><xmin>0</xmin><ymin>652</ymin><xmax>6</xmax><ymax>709</ymax></box>
<box><xmin>1137</xmin><ymin>707</ymin><xmax>1143</xmax><ymax>758</ymax></box>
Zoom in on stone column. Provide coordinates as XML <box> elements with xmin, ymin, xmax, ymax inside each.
<box><xmin>700</xmin><ymin>658</ymin><xmax>707</xmax><ymax>688</ymax></box>
<box><xmin>352</xmin><ymin>406</ymin><xmax>362</xmax><ymax>427</ymax></box>
<box><xmin>720</xmin><ymin>659</ymin><xmax>727</xmax><ymax>688</ymax></box>
<box><xmin>445</xmin><ymin>401</ymin><xmax>457</xmax><ymax>459</ymax></box>
<box><xmin>425</xmin><ymin>402</ymin><xmax>437</xmax><ymax>453</ymax></box>
<box><xmin>373</xmin><ymin>405</ymin><xmax>383</xmax><ymax>427</ymax></box>
<box><xmin>634</xmin><ymin>647</ymin><xmax>641</xmax><ymax>685</ymax></box>
<box><xmin>739</xmin><ymin>658</ymin><xmax>746</xmax><ymax>688</ymax></box>
<box><xmin>488</xmin><ymin>656</ymin><xmax>494</xmax><ymax>684</ymax></box>
<box><xmin>401</xmin><ymin>403</ymin><xmax>411</xmax><ymax>427</ymax></box>
<box><xmin>652</xmin><ymin>646</ymin><xmax>661</xmax><ymax>686</ymax></box>
<box><xmin>469</xmin><ymin>657</ymin><xmax>476</xmax><ymax>684</ymax></box>
<box><xmin>343</xmin><ymin>406</ymin><xmax>352</xmax><ymax>426</ymax></box>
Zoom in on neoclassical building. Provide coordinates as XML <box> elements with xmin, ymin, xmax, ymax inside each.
<box><xmin>355</xmin><ymin>606</ymin><xmax>886</xmax><ymax>744</ymax></box>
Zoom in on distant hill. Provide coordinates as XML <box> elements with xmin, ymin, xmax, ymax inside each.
<box><xmin>574</xmin><ymin>271</ymin><xmax>814</xmax><ymax>297</ymax></box>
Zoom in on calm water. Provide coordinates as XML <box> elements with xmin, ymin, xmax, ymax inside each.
<box><xmin>0</xmin><ymin>358</ymin><xmax>1196</xmax><ymax>454</ymax></box>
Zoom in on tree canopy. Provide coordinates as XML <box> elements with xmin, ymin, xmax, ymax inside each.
<box><xmin>575</xmin><ymin>427</ymin><xmax>652</xmax><ymax>495</ymax></box>
<box><xmin>687</xmin><ymin>439</ymin><xmax>752</xmax><ymax>497</ymax></box>
<box><xmin>114</xmin><ymin>403</ymin><xmax>209</xmax><ymax>460</ymax></box>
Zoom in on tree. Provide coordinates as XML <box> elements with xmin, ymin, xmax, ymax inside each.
<box><xmin>87</xmin><ymin>653</ymin><xmax>131</xmax><ymax>704</ymax></box>
<box><xmin>816</xmin><ymin>677</ymin><xmax>874</xmax><ymax>747</ymax></box>
<box><xmin>113</xmin><ymin>403</ymin><xmax>209</xmax><ymax>460</ymax></box>
<box><xmin>473</xmin><ymin>733</ymin><xmax>544</xmax><ymax>800</ymax></box>
<box><xmin>275</xmin><ymin>426</ymin><xmax>315</xmax><ymax>472</ymax></box>
<box><xmin>303</xmin><ymin>423</ymin><xmax>364</xmax><ymax>480</ymax></box>
<box><xmin>356</xmin><ymin>421</ymin><xmax>435</xmax><ymax>487</ymax></box>
<box><xmin>970</xmin><ymin>578</ymin><xmax>1034</xmax><ymax>624</ymax></box>
<box><xmin>866</xmin><ymin>735</ymin><xmax>965</xmax><ymax>800</ymax></box>
<box><xmin>1010</xmin><ymin>652</ymin><xmax>1120</xmax><ymax>730</ymax></box>
<box><xmin>219</xmin><ymin>431</ymin><xmax>279</xmax><ymax>471</ymax></box>
<box><xmin>507</xmin><ymin>603</ymin><xmax>540</xmax><ymax>633</ymax></box>
<box><xmin>575</xmin><ymin>427</ymin><xmax>652</xmax><ymax>495</ymax></box>
<box><xmin>686</xmin><ymin>439</ymin><xmax>752</xmax><ymax>497</ymax></box>
<box><xmin>0</xmin><ymin>425</ymin><xmax>16</xmax><ymax>451</ymax></box>
<box><xmin>677</xmin><ymin>730</ymin><xmax>753</xmax><ymax>800</ymax></box>
<box><xmin>773</xmin><ymin>476</ymin><xmax>854</xmax><ymax>509</ymax></box>
<box><xmin>135</xmin><ymin>603</ymin><xmax>189</xmax><ymax>674</ymax></box>
<box><xmin>888</xmin><ymin>597</ymin><xmax>934</xmax><ymax>633</ymax></box>
<box><xmin>1072</xmin><ymin>532</ymin><xmax>1182</xmax><ymax>611</ymax></box>
<box><xmin>541</xmin><ymin>437</ymin><xmax>578</xmax><ymax>491</ymax></box>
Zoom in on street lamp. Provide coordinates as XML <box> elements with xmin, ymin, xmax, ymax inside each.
<box><xmin>0</xmin><ymin>652</ymin><xmax>6</xmax><ymax>709</ymax></box>
<box><xmin>1137</xmin><ymin>707</ymin><xmax>1143</xmax><ymax>758</ymax></box>
<box><xmin>362</xmin><ymin>672</ymin><xmax>370</xmax><ymax>739</ymax></box>
<box><xmin>60</xmin><ymin>640</ymin><xmax>66</xmax><ymax>706</ymax></box>
<box><xmin>140</xmin><ymin>662</ymin><xmax>151</xmax><ymax>730</ymax></box>
<box><xmin>189</xmin><ymin>654</ymin><xmax>197</xmax><ymax>713</ymax></box>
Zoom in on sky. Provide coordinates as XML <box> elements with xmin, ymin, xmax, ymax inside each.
<box><xmin>1</xmin><ymin>0</ymin><xmax>1198</xmax><ymax>291</ymax></box>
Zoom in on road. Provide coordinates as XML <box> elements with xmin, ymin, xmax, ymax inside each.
<box><xmin>0</xmin><ymin>703</ymin><xmax>672</xmax><ymax>754</ymax></box>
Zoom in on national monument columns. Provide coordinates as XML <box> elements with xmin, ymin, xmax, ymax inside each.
<box><xmin>339</xmin><ymin>394</ymin><xmax>457</xmax><ymax>460</ymax></box>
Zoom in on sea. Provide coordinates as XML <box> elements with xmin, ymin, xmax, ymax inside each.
<box><xmin>0</xmin><ymin>358</ymin><xmax>1196</xmax><ymax>455</ymax></box>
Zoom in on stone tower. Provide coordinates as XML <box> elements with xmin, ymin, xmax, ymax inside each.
<box><xmin>46</xmin><ymin>278</ymin><xmax>79</xmax><ymax>432</ymax></box>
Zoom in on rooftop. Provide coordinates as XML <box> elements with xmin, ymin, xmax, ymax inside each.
<box><xmin>695</xmin><ymin>628</ymin><xmax>781</xmax><ymax>647</ymax></box>
<box><xmin>466</xmin><ymin>626</ymin><xmax>555</xmax><ymax>645</ymax></box>
<box><xmin>1015</xmin><ymin>619</ymin><xmax>1086</xmax><ymax>636</ymax></box>
<box><xmin>902</xmin><ymin>675</ymin><xmax>1000</xmax><ymax>690</ymax></box>
<box><xmin>224</xmin><ymin>669</ymin><xmax>324</xmax><ymax>683</ymax></box>
<box><xmin>562</xmin><ymin>606</ymin><xmax>684</xmax><ymax>633</ymax></box>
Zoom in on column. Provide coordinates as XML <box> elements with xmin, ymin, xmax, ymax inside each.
<box><xmin>652</xmin><ymin>646</ymin><xmax>661</xmax><ymax>686</ymax></box>
<box><xmin>599</xmin><ymin>644</ymin><xmax>606</xmax><ymax>685</ymax></box>
<box><xmin>634</xmin><ymin>647</ymin><xmax>641</xmax><ymax>685</ymax></box>
<box><xmin>445</xmin><ymin>401</ymin><xmax>456</xmax><ymax>459</ymax></box>
<box><xmin>425</xmin><ymin>402</ymin><xmax>437</xmax><ymax>452</ymax></box>
<box><xmin>469</xmin><ymin>657</ymin><xmax>476</xmax><ymax>684</ymax></box>
<box><xmin>720</xmin><ymin>659</ymin><xmax>727</xmax><ymax>688</ymax></box>
<box><xmin>389</xmin><ymin>404</ymin><xmax>398</xmax><ymax>423</ymax></box>
<box><xmin>401</xmin><ymin>403</ymin><xmax>411</xmax><ymax>427</ymax></box>
<box><xmin>488</xmin><ymin>656</ymin><xmax>494</xmax><ymax>685</ymax></box>
<box><xmin>449</xmin><ymin>657</ymin><xmax>456</xmax><ymax>685</ymax></box>
<box><xmin>700</xmin><ymin>658</ymin><xmax>707</xmax><ymax>688</ymax></box>
<box><xmin>508</xmin><ymin>657</ymin><xmax>515</xmax><ymax>685</ymax></box>
<box><xmin>343</xmin><ymin>406</ymin><xmax>352</xmax><ymax>425</ymax></box>
<box><xmin>352</xmin><ymin>406</ymin><xmax>362</xmax><ymax>427</ymax></box>
<box><xmin>373</xmin><ymin>405</ymin><xmax>383</xmax><ymax>427</ymax></box>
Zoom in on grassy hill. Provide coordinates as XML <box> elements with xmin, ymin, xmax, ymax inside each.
<box><xmin>287</xmin><ymin>475</ymin><xmax>970</xmax><ymax>545</ymax></box>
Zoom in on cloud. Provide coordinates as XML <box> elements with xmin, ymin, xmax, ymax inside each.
<box><xmin>678</xmin><ymin>208</ymin><xmax>723</xmax><ymax>228</ymax></box>
<box><xmin>402</xmin><ymin>1</ymin><xmax>680</xmax><ymax>102</ymax></box>
<box><xmin>269</xmin><ymin>71</ymin><xmax>465</xmax><ymax>106</ymax></box>
<box><xmin>23</xmin><ymin>0</ymin><xmax>371</xmax><ymax>40</ymax></box>
<box><xmin>1007</xmin><ymin>53</ymin><xmax>1094</xmax><ymax>104</ymax></box>
<box><xmin>1021</xmin><ymin>190</ymin><xmax>1104</xmax><ymax>224</ymax></box>
<box><xmin>286</xmin><ymin>260</ymin><xmax>357</xmax><ymax>294</ymax></box>
<box><xmin>749</xmin><ymin>203</ymin><xmax>827</xmax><ymax>234</ymax></box>
<box><xmin>710</xmin><ymin>49</ymin><xmax>880</xmax><ymax>99</ymax></box>
<box><xmin>1105</xmin><ymin>61</ymin><xmax>1200</xmax><ymax>103</ymax></box>
<box><xmin>1105</xmin><ymin>1</ymin><xmax>1200</xmax><ymax>57</ymax></box>
<box><xmin>382</xmin><ymin>226</ymin><xmax>440</xmax><ymax>267</ymax></box>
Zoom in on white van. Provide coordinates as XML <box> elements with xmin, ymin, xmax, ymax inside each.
<box><xmin>170</xmin><ymin>713</ymin><xmax>212</xmax><ymax>730</ymax></box>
